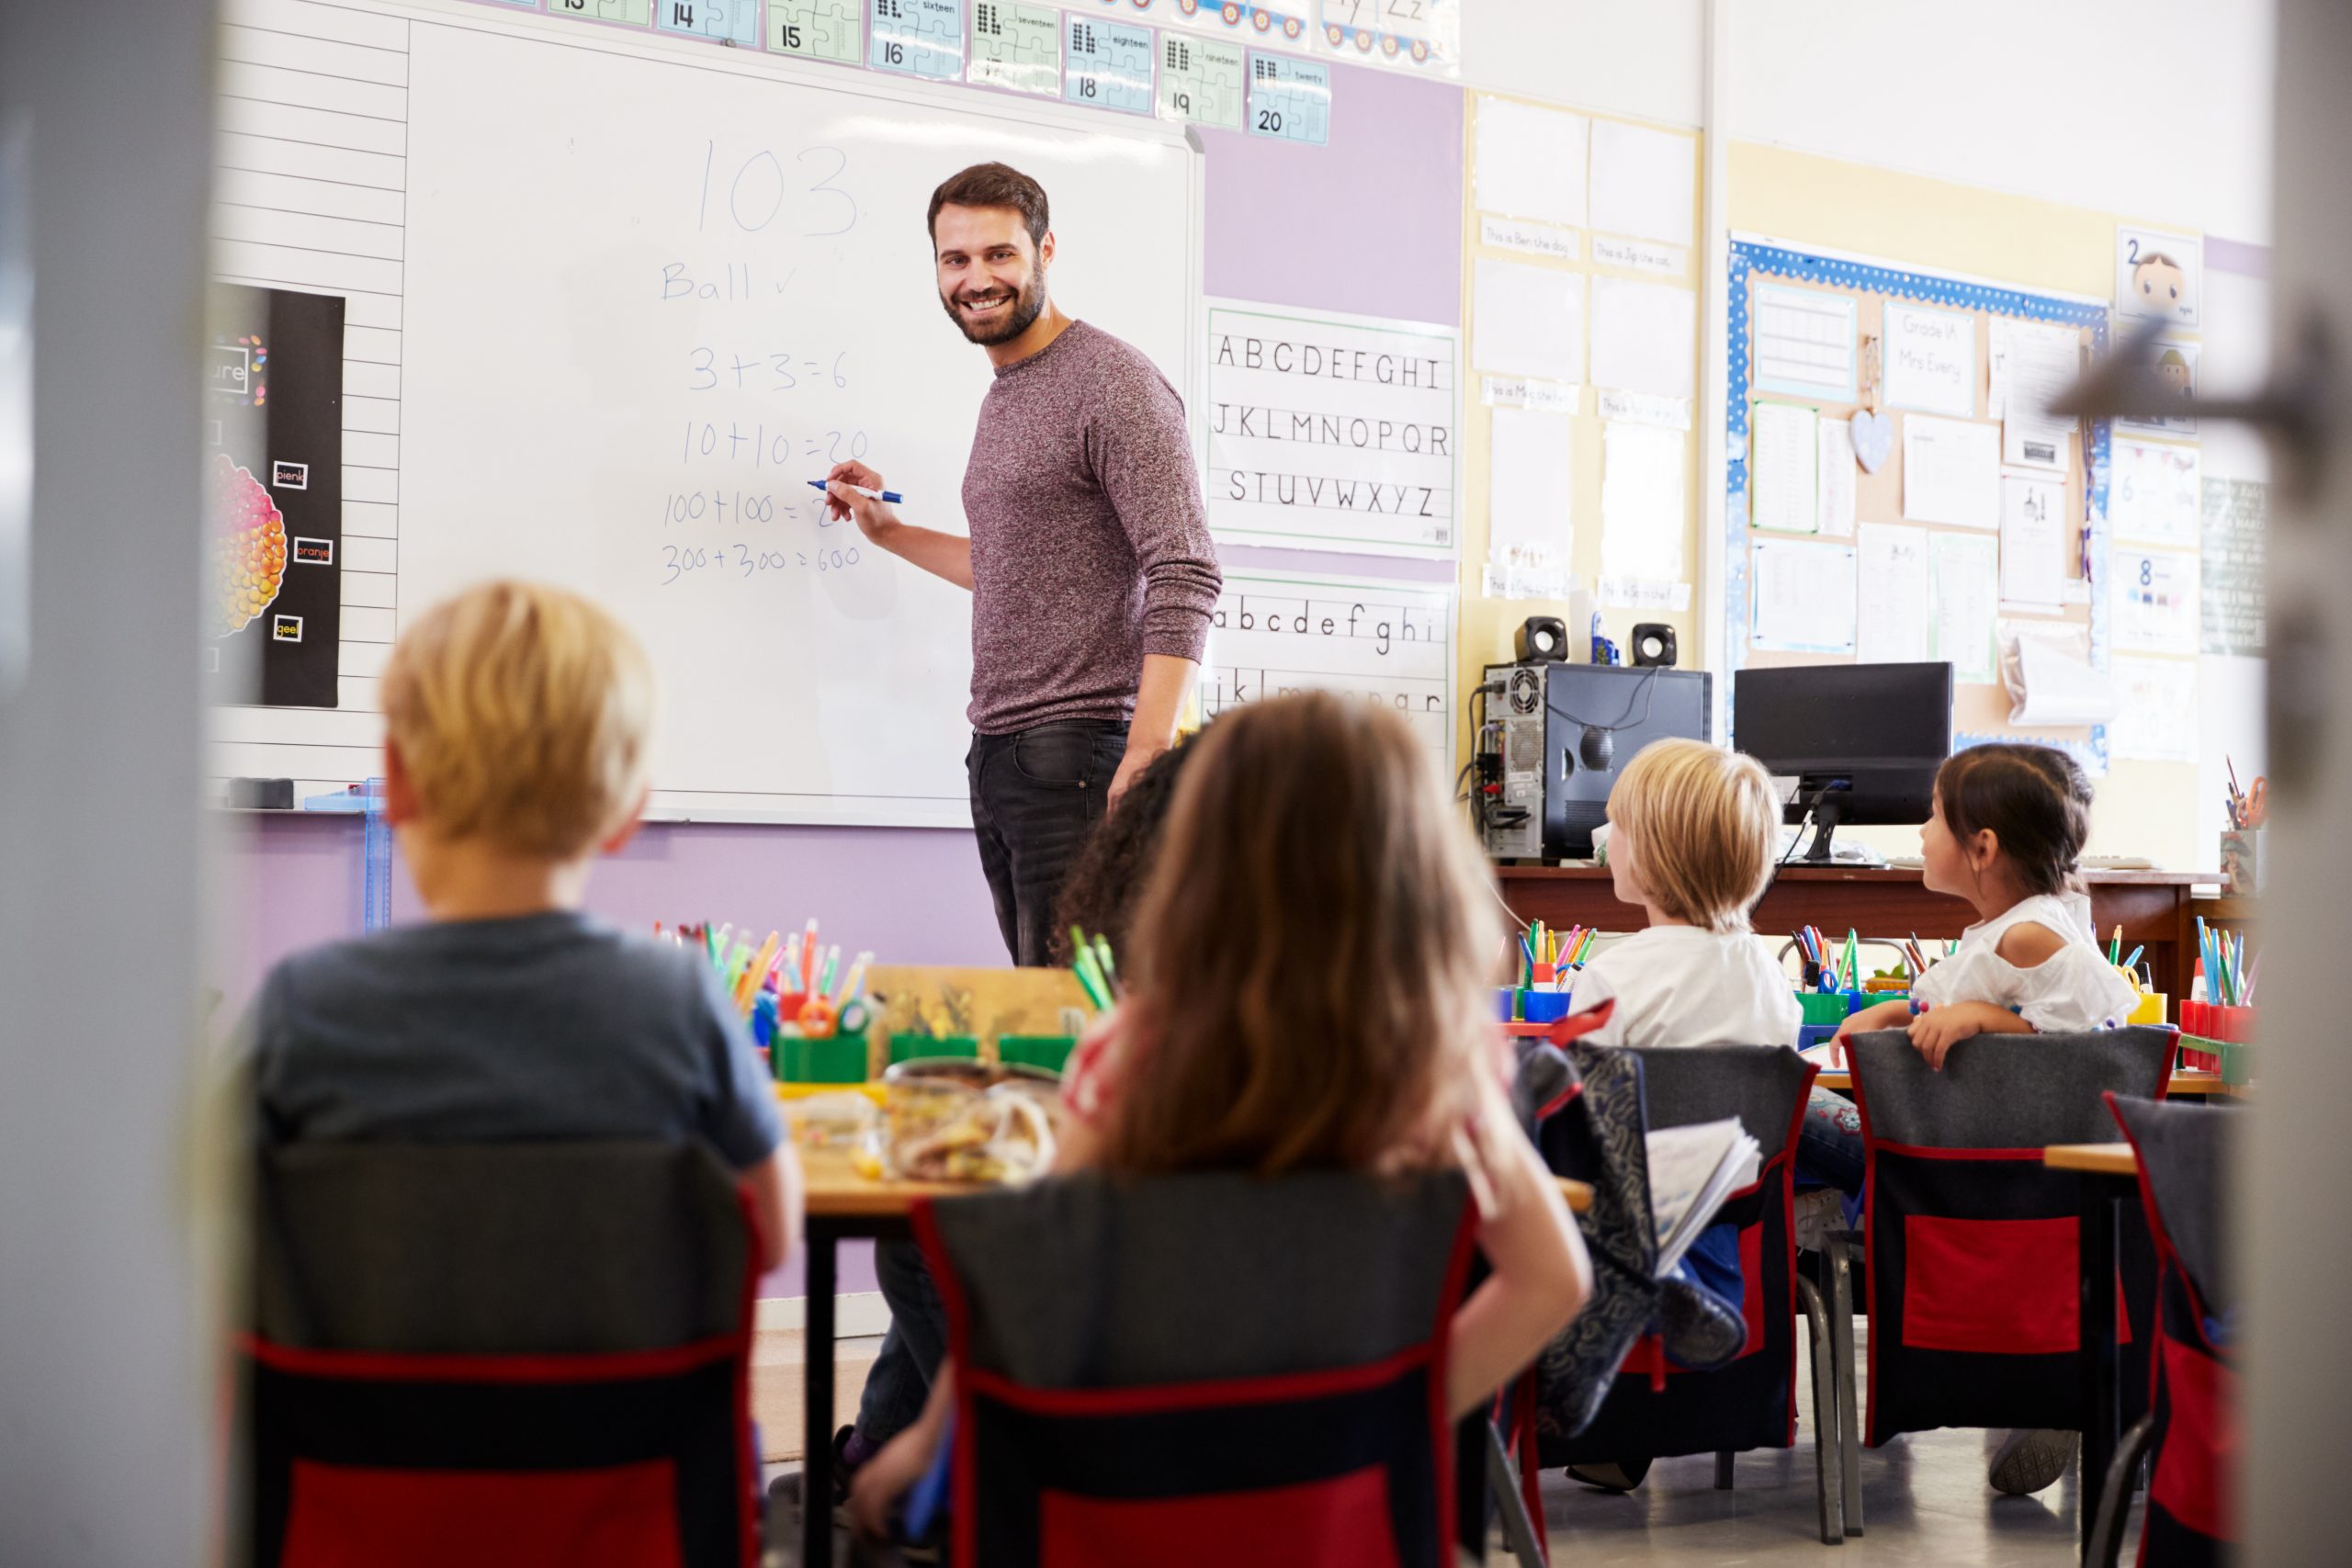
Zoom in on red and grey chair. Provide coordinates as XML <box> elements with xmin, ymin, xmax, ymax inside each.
<box><xmin>238</xmin><ymin>1141</ymin><xmax>763</xmax><ymax>1568</ymax></box>
<box><xmin>911</xmin><ymin>1167</ymin><xmax>1481</xmax><ymax>1567</ymax></box>
<box><xmin>1542</xmin><ymin>1044</ymin><xmax>1843</xmax><ymax>1544</ymax></box>
<box><xmin>1842</xmin><ymin>1029</ymin><xmax>2174</xmax><ymax>1476</ymax></box>
<box><xmin>2093</xmin><ymin>1094</ymin><xmax>2238</xmax><ymax>1567</ymax></box>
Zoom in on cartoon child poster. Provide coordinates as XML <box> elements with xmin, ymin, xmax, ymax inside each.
<box><xmin>2117</xmin><ymin>335</ymin><xmax>2200</xmax><ymax>441</ymax></box>
<box><xmin>2115</xmin><ymin>225</ymin><xmax>2201</xmax><ymax>328</ymax></box>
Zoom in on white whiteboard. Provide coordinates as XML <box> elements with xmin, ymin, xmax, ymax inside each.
<box><xmin>208</xmin><ymin>0</ymin><xmax>1203</xmax><ymax>826</ymax></box>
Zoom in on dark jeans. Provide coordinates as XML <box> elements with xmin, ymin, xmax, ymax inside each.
<box><xmin>967</xmin><ymin>719</ymin><xmax>1130</xmax><ymax>967</ymax></box>
<box><xmin>854</xmin><ymin>1237</ymin><xmax>948</xmax><ymax>1448</ymax></box>
<box><xmin>854</xmin><ymin>721</ymin><xmax>1128</xmax><ymax>1450</ymax></box>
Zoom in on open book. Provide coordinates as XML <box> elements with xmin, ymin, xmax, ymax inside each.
<box><xmin>1647</xmin><ymin>1117</ymin><xmax>1762</xmax><ymax>1278</ymax></box>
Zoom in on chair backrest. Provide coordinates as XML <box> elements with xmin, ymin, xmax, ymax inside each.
<box><xmin>254</xmin><ymin>1138</ymin><xmax>752</xmax><ymax>1352</ymax></box>
<box><xmin>1550</xmin><ymin>1044</ymin><xmax>1818</xmax><ymax>1466</ymax></box>
<box><xmin>916</xmin><ymin>1168</ymin><xmax>1474</xmax><ymax>1568</ymax></box>
<box><xmin>2110</xmin><ymin>1094</ymin><xmax>2233</xmax><ymax>1315</ymax></box>
<box><xmin>2110</xmin><ymin>1095</ymin><xmax>2238</xmax><ymax>1562</ymax></box>
<box><xmin>1849</xmin><ymin>1029</ymin><xmax>2174</xmax><ymax>1446</ymax></box>
<box><xmin>241</xmin><ymin>1140</ymin><xmax>758</xmax><ymax>1568</ymax></box>
<box><xmin>1849</xmin><ymin>1027</ymin><xmax>2175</xmax><ymax>1148</ymax></box>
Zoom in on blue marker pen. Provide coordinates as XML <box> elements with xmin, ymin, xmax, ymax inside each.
<box><xmin>809</xmin><ymin>479</ymin><xmax>904</xmax><ymax>504</ymax></box>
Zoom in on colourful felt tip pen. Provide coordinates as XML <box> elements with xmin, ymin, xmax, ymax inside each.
<box><xmin>810</xmin><ymin>479</ymin><xmax>904</xmax><ymax>504</ymax></box>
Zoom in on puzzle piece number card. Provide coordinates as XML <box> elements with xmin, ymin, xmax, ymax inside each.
<box><xmin>656</xmin><ymin>0</ymin><xmax>761</xmax><ymax>44</ymax></box>
<box><xmin>1065</xmin><ymin>17</ymin><xmax>1154</xmax><ymax>114</ymax></box>
<box><xmin>871</xmin><ymin>0</ymin><xmax>964</xmax><ymax>79</ymax></box>
<box><xmin>773</xmin><ymin>0</ymin><xmax>865</xmax><ymax>62</ymax></box>
<box><xmin>968</xmin><ymin>1</ymin><xmax>1061</xmax><ymax>95</ymax></box>
<box><xmin>1248</xmin><ymin>51</ymin><xmax>1329</xmax><ymax>145</ymax></box>
<box><xmin>1156</xmin><ymin>32</ymin><xmax>1244</xmax><ymax>130</ymax></box>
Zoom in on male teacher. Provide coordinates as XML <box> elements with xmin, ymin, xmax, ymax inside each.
<box><xmin>824</xmin><ymin>162</ymin><xmax>1221</xmax><ymax>969</ymax></box>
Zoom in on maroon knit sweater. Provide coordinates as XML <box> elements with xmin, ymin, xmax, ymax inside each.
<box><xmin>961</xmin><ymin>321</ymin><xmax>1222</xmax><ymax>735</ymax></box>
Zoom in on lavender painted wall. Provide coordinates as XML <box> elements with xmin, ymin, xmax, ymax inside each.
<box><xmin>218</xmin><ymin>814</ymin><xmax>1006</xmax><ymax>1008</ymax></box>
<box><xmin>1203</xmin><ymin>60</ymin><xmax>1464</xmax><ymax>327</ymax></box>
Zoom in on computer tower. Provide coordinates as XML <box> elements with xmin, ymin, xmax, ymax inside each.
<box><xmin>1478</xmin><ymin>661</ymin><xmax>1713</xmax><ymax>862</ymax></box>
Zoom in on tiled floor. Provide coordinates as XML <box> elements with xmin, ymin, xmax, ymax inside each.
<box><xmin>763</xmin><ymin>1331</ymin><xmax>2135</xmax><ymax>1565</ymax></box>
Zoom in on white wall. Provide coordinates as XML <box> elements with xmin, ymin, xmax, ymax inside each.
<box><xmin>1462</xmin><ymin>0</ymin><xmax>2278</xmax><ymax>251</ymax></box>
<box><xmin>1458</xmin><ymin>0</ymin><xmax>1703</xmax><ymax>127</ymax></box>
<box><xmin>1727</xmin><ymin>0</ymin><xmax>2276</xmax><ymax>243</ymax></box>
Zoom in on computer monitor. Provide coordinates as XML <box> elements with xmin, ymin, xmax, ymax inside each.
<box><xmin>1733</xmin><ymin>662</ymin><xmax>1954</xmax><ymax>861</ymax></box>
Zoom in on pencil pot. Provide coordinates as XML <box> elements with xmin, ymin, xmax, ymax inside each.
<box><xmin>1497</xmin><ymin>987</ymin><xmax>1521</xmax><ymax>1022</ymax></box>
<box><xmin>1519</xmin><ymin>990</ymin><xmax>1575</xmax><ymax>1024</ymax></box>
<box><xmin>2127</xmin><ymin>991</ymin><xmax>2168</xmax><ymax>1027</ymax></box>
<box><xmin>1797</xmin><ymin>992</ymin><xmax>1849</xmax><ymax>1027</ymax></box>
<box><xmin>997</xmin><ymin>1035</ymin><xmax>1077</xmax><ymax>1075</ymax></box>
<box><xmin>2219</xmin><ymin>1006</ymin><xmax>2256</xmax><ymax>1043</ymax></box>
<box><xmin>2221</xmin><ymin>829</ymin><xmax>2265</xmax><ymax>896</ymax></box>
<box><xmin>776</xmin><ymin>1034</ymin><xmax>869</xmax><ymax>1085</ymax></box>
<box><xmin>890</xmin><ymin>1033</ymin><xmax>979</xmax><ymax>1066</ymax></box>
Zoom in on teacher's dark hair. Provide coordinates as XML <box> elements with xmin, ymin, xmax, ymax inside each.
<box><xmin>927</xmin><ymin>163</ymin><xmax>1049</xmax><ymax>248</ymax></box>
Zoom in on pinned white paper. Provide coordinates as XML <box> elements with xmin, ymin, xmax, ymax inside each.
<box><xmin>1597</xmin><ymin>389</ymin><xmax>1689</xmax><ymax>430</ymax></box>
<box><xmin>1857</xmin><ymin>522</ymin><xmax>1931</xmax><ymax>663</ymax></box>
<box><xmin>1928</xmin><ymin>532</ymin><xmax>2000</xmax><ymax>683</ymax></box>
<box><xmin>2003</xmin><ymin>622</ymin><xmax>2114</xmax><ymax>727</ymax></box>
<box><xmin>1750</xmin><ymin>402</ymin><xmax>1818</xmax><ymax>536</ymax></box>
<box><xmin>1752</xmin><ymin>283</ymin><xmax>1858</xmax><ymax>402</ymax></box>
<box><xmin>1480</xmin><ymin>215</ymin><xmax>1579</xmax><ymax>262</ymax></box>
<box><xmin>1997</xmin><ymin>471</ymin><xmax>2067</xmax><ymax>611</ymax></box>
<box><xmin>1600</xmin><ymin>421</ymin><xmax>1686</xmax><ymax>598</ymax></box>
<box><xmin>1592</xmin><ymin>234</ymin><xmax>1684</xmax><ymax>277</ymax></box>
<box><xmin>1817</xmin><ymin>419</ymin><xmax>1857</xmax><ymax>537</ymax></box>
<box><xmin>1487</xmin><ymin>408</ymin><xmax>1573</xmax><ymax>579</ymax></box>
<box><xmin>1475</xmin><ymin>96</ymin><xmax>1589</xmax><ymax>229</ymax></box>
<box><xmin>1749</xmin><ymin>537</ymin><xmax>1858</xmax><ymax>654</ymax></box>
<box><xmin>2109</xmin><ymin>655</ymin><xmax>2199</xmax><ymax>761</ymax></box>
<box><xmin>1902</xmin><ymin>416</ymin><xmax>2001</xmax><ymax>529</ymax></box>
<box><xmin>1473</xmin><ymin>259</ymin><xmax>1584</xmax><ymax>384</ymax></box>
<box><xmin>1589</xmin><ymin>276</ymin><xmax>1694</xmax><ymax>401</ymax></box>
<box><xmin>2112</xmin><ymin>547</ymin><xmax>2200</xmax><ymax>656</ymax></box>
<box><xmin>2109</xmin><ymin>437</ymin><xmax>2200</xmax><ymax>547</ymax></box>
<box><xmin>1883</xmin><ymin>302</ymin><xmax>1977</xmax><ymax>418</ymax></box>
<box><xmin>1989</xmin><ymin>317</ymin><xmax>2079</xmax><ymax>470</ymax></box>
<box><xmin>1589</xmin><ymin>118</ymin><xmax>1694</xmax><ymax>247</ymax></box>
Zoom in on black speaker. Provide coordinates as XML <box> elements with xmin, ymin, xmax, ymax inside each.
<box><xmin>1631</xmin><ymin>623</ymin><xmax>1678</xmax><ymax>668</ymax></box>
<box><xmin>1514</xmin><ymin>615</ymin><xmax>1570</xmax><ymax>663</ymax></box>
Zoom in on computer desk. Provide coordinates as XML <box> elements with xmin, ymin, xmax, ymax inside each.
<box><xmin>1495</xmin><ymin>865</ymin><xmax>2216</xmax><ymax>1005</ymax></box>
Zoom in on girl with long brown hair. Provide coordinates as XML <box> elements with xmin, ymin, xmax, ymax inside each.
<box><xmin>850</xmin><ymin>693</ymin><xmax>1591</xmax><ymax>1534</ymax></box>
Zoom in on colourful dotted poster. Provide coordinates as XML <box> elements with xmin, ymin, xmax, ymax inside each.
<box><xmin>1065</xmin><ymin>16</ymin><xmax>1154</xmax><ymax>114</ymax></box>
<box><xmin>870</xmin><ymin>0</ymin><xmax>963</xmax><ymax>78</ymax></box>
<box><xmin>655</xmin><ymin>0</ymin><xmax>760</xmax><ymax>43</ymax></box>
<box><xmin>1156</xmin><ymin>30</ymin><xmax>1244</xmax><ymax>130</ymax></box>
<box><xmin>1248</xmin><ymin>51</ymin><xmax>1328</xmax><ymax>144</ymax></box>
<box><xmin>968</xmin><ymin>1</ymin><xmax>1061</xmax><ymax>96</ymax></box>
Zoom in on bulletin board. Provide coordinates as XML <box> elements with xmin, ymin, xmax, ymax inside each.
<box><xmin>1723</xmin><ymin>235</ymin><xmax>2114</xmax><ymax>769</ymax></box>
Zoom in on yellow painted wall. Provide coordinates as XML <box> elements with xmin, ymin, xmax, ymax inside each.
<box><xmin>1726</xmin><ymin>141</ymin><xmax>2203</xmax><ymax>871</ymax></box>
<box><xmin>1453</xmin><ymin>98</ymin><xmax>1707</xmax><ymax>774</ymax></box>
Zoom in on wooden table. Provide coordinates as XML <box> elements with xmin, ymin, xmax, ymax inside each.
<box><xmin>792</xmin><ymin>1145</ymin><xmax>1589</xmax><ymax>1565</ymax></box>
<box><xmin>1498</xmin><ymin>865</ymin><xmax>2217</xmax><ymax>1006</ymax></box>
<box><xmin>2045</xmin><ymin>1142</ymin><xmax>2141</xmax><ymax>1557</ymax></box>
<box><xmin>797</xmin><ymin>1148</ymin><xmax>967</xmax><ymax>1568</ymax></box>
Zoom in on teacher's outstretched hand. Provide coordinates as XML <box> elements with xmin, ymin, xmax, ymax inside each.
<box><xmin>825</xmin><ymin>458</ymin><xmax>974</xmax><ymax>591</ymax></box>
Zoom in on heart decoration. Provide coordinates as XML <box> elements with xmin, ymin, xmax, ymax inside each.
<box><xmin>1850</xmin><ymin>408</ymin><xmax>1894</xmax><ymax>474</ymax></box>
